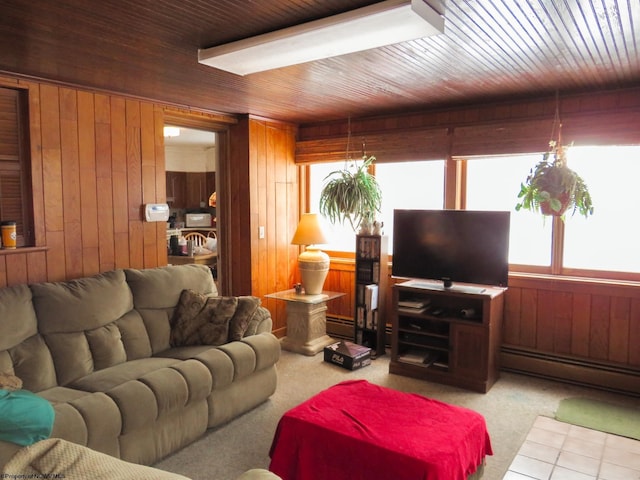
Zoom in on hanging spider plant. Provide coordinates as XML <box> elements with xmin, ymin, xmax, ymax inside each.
<box><xmin>319</xmin><ymin>155</ymin><xmax>382</xmax><ymax>232</ymax></box>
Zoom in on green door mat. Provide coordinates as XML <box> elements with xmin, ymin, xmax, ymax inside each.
<box><xmin>555</xmin><ymin>397</ymin><xmax>640</xmax><ymax>440</ymax></box>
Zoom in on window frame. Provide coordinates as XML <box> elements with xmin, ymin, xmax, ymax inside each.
<box><xmin>0</xmin><ymin>86</ymin><xmax>34</xmax><ymax>248</ymax></box>
<box><xmin>305</xmin><ymin>148</ymin><xmax>640</xmax><ymax>284</ymax></box>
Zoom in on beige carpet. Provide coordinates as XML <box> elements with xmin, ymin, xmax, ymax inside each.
<box><xmin>155</xmin><ymin>350</ymin><xmax>639</xmax><ymax>480</ymax></box>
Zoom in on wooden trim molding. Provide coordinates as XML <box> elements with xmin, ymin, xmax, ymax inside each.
<box><xmin>163</xmin><ymin>107</ymin><xmax>237</xmax><ymax>128</ymax></box>
<box><xmin>0</xmin><ymin>246</ymin><xmax>48</xmax><ymax>256</ymax></box>
<box><xmin>508</xmin><ymin>271</ymin><xmax>640</xmax><ymax>297</ymax></box>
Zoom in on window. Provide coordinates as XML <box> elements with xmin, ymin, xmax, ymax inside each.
<box><xmin>466</xmin><ymin>154</ymin><xmax>551</xmax><ymax>267</ymax></box>
<box><xmin>0</xmin><ymin>87</ymin><xmax>33</xmax><ymax>247</ymax></box>
<box><xmin>376</xmin><ymin>161</ymin><xmax>444</xmax><ymax>253</ymax></box>
<box><xmin>309</xmin><ymin>160</ymin><xmax>444</xmax><ymax>252</ymax></box>
<box><xmin>466</xmin><ymin>146</ymin><xmax>640</xmax><ymax>279</ymax></box>
<box><xmin>562</xmin><ymin>146</ymin><xmax>640</xmax><ymax>275</ymax></box>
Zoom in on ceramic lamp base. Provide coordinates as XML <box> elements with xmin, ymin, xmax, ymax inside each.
<box><xmin>298</xmin><ymin>247</ymin><xmax>330</xmax><ymax>295</ymax></box>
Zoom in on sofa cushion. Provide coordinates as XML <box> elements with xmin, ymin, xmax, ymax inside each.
<box><xmin>115</xmin><ymin>310</ymin><xmax>152</xmax><ymax>360</ymax></box>
<box><xmin>86</xmin><ymin>323</ymin><xmax>127</xmax><ymax>370</ymax></box>
<box><xmin>0</xmin><ymin>285</ymin><xmax>57</xmax><ymax>392</ymax></box>
<box><xmin>90</xmin><ymin>361</ymin><xmax>211</xmax><ymax>436</ymax></box>
<box><xmin>125</xmin><ymin>264</ymin><xmax>218</xmax><ymax>310</ymax></box>
<box><xmin>31</xmin><ymin>270</ymin><xmax>136</xmax><ymax>385</ymax></box>
<box><xmin>44</xmin><ymin>332</ymin><xmax>94</xmax><ymax>386</ymax></box>
<box><xmin>69</xmin><ymin>358</ymin><xmax>181</xmax><ymax>393</ymax></box>
<box><xmin>37</xmin><ymin>388</ymin><xmax>122</xmax><ymax>456</ymax></box>
<box><xmin>7</xmin><ymin>336</ymin><xmax>57</xmax><ymax>392</ymax></box>
<box><xmin>170</xmin><ymin>290</ymin><xmax>236</xmax><ymax>347</ymax></box>
<box><xmin>0</xmin><ymin>284</ymin><xmax>38</xmax><ymax>350</ymax></box>
<box><xmin>124</xmin><ymin>264</ymin><xmax>218</xmax><ymax>354</ymax></box>
<box><xmin>31</xmin><ymin>270</ymin><xmax>133</xmax><ymax>334</ymax></box>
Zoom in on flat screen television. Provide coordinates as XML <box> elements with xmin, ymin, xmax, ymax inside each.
<box><xmin>392</xmin><ymin>209</ymin><xmax>510</xmax><ymax>289</ymax></box>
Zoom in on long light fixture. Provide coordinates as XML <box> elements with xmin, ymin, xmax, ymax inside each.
<box><xmin>198</xmin><ymin>0</ymin><xmax>444</xmax><ymax>76</ymax></box>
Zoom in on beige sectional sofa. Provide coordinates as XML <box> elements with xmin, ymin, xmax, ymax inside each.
<box><xmin>0</xmin><ymin>263</ymin><xmax>280</xmax><ymax>472</ymax></box>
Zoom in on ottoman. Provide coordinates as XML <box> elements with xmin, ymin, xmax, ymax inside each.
<box><xmin>269</xmin><ymin>380</ymin><xmax>492</xmax><ymax>480</ymax></box>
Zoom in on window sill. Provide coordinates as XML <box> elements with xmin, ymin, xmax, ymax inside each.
<box><xmin>508</xmin><ymin>271</ymin><xmax>640</xmax><ymax>292</ymax></box>
<box><xmin>0</xmin><ymin>246</ymin><xmax>49</xmax><ymax>255</ymax></box>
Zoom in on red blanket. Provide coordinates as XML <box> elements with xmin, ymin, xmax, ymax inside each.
<box><xmin>269</xmin><ymin>380</ymin><xmax>492</xmax><ymax>480</ymax></box>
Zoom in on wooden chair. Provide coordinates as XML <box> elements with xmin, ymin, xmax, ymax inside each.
<box><xmin>183</xmin><ymin>232</ymin><xmax>208</xmax><ymax>247</ymax></box>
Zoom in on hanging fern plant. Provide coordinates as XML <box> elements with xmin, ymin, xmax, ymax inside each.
<box><xmin>515</xmin><ymin>141</ymin><xmax>594</xmax><ymax>219</ymax></box>
<box><xmin>319</xmin><ymin>155</ymin><xmax>382</xmax><ymax>232</ymax></box>
<box><xmin>516</xmin><ymin>98</ymin><xmax>594</xmax><ymax>220</ymax></box>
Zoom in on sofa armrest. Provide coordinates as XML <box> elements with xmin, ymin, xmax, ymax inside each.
<box><xmin>235</xmin><ymin>469</ymin><xmax>282</xmax><ymax>480</ymax></box>
<box><xmin>243</xmin><ymin>306</ymin><xmax>272</xmax><ymax>337</ymax></box>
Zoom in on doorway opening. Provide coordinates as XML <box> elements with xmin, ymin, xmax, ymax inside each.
<box><xmin>164</xmin><ymin>125</ymin><xmax>219</xmax><ymax>282</ymax></box>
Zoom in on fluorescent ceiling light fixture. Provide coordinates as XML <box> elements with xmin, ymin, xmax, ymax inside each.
<box><xmin>198</xmin><ymin>0</ymin><xmax>444</xmax><ymax>76</ymax></box>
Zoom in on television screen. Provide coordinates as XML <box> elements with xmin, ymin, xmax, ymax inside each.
<box><xmin>392</xmin><ymin>209</ymin><xmax>510</xmax><ymax>288</ymax></box>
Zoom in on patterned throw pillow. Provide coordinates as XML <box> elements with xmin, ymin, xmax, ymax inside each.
<box><xmin>227</xmin><ymin>296</ymin><xmax>261</xmax><ymax>341</ymax></box>
<box><xmin>170</xmin><ymin>290</ymin><xmax>238</xmax><ymax>347</ymax></box>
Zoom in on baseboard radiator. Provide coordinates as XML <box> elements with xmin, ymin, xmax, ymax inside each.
<box><xmin>325</xmin><ymin>314</ymin><xmax>353</xmax><ymax>340</ymax></box>
<box><xmin>501</xmin><ymin>346</ymin><xmax>640</xmax><ymax>397</ymax></box>
<box><xmin>326</xmin><ymin>315</ymin><xmax>392</xmax><ymax>347</ymax></box>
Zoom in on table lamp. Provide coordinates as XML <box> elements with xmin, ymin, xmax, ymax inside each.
<box><xmin>291</xmin><ymin>213</ymin><xmax>329</xmax><ymax>295</ymax></box>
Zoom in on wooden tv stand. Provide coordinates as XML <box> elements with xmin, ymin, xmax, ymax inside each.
<box><xmin>389</xmin><ymin>280</ymin><xmax>505</xmax><ymax>393</ymax></box>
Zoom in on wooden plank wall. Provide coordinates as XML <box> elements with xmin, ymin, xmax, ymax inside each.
<box><xmin>0</xmin><ymin>75</ymin><xmax>166</xmax><ymax>287</ymax></box>
<box><xmin>247</xmin><ymin>118</ymin><xmax>299</xmax><ymax>337</ymax></box>
<box><xmin>504</xmin><ymin>275</ymin><xmax>640</xmax><ymax>367</ymax></box>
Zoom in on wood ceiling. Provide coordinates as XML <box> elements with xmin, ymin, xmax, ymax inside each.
<box><xmin>0</xmin><ymin>0</ymin><xmax>638</xmax><ymax>125</ymax></box>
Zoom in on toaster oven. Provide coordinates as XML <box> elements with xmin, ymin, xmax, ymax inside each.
<box><xmin>185</xmin><ymin>213</ymin><xmax>212</xmax><ymax>227</ymax></box>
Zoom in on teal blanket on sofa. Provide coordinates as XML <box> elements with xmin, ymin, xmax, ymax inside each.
<box><xmin>0</xmin><ymin>390</ymin><xmax>54</xmax><ymax>446</ymax></box>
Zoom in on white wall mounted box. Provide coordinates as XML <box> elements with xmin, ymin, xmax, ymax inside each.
<box><xmin>144</xmin><ymin>203</ymin><xmax>170</xmax><ymax>222</ymax></box>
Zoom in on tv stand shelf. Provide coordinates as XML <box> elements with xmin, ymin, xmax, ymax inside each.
<box><xmin>390</xmin><ymin>280</ymin><xmax>505</xmax><ymax>393</ymax></box>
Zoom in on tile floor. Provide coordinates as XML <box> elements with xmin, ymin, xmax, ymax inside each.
<box><xmin>503</xmin><ymin>416</ymin><xmax>640</xmax><ymax>479</ymax></box>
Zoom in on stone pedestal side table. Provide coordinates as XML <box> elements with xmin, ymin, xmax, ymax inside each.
<box><xmin>265</xmin><ymin>290</ymin><xmax>344</xmax><ymax>356</ymax></box>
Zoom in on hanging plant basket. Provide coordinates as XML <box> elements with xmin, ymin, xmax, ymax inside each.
<box><xmin>515</xmin><ymin>115</ymin><xmax>594</xmax><ymax>220</ymax></box>
<box><xmin>539</xmin><ymin>191</ymin><xmax>570</xmax><ymax>216</ymax></box>
<box><xmin>516</xmin><ymin>146</ymin><xmax>593</xmax><ymax>219</ymax></box>
<box><xmin>319</xmin><ymin>155</ymin><xmax>382</xmax><ymax>232</ymax></box>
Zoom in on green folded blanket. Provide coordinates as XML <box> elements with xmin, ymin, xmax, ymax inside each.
<box><xmin>0</xmin><ymin>389</ymin><xmax>54</xmax><ymax>446</ymax></box>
